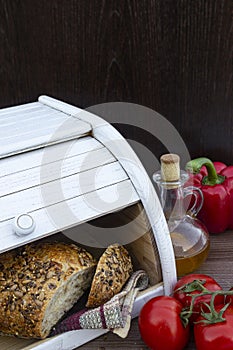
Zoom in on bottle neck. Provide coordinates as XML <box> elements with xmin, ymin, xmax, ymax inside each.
<box><xmin>160</xmin><ymin>184</ymin><xmax>186</xmax><ymax>222</ymax></box>
<box><xmin>153</xmin><ymin>170</ymin><xmax>189</xmax><ymax>228</ymax></box>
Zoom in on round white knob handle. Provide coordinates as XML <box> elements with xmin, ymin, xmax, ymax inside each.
<box><xmin>13</xmin><ymin>214</ymin><xmax>35</xmax><ymax>236</ymax></box>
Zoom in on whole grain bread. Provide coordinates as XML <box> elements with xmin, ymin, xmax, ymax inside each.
<box><xmin>86</xmin><ymin>243</ymin><xmax>133</xmax><ymax>308</ymax></box>
<box><xmin>0</xmin><ymin>242</ymin><xmax>96</xmax><ymax>339</ymax></box>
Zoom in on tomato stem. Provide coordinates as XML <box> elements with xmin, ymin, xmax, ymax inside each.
<box><xmin>178</xmin><ymin>280</ymin><xmax>233</xmax><ymax>326</ymax></box>
<box><xmin>174</xmin><ymin>279</ymin><xmax>208</xmax><ymax>294</ymax></box>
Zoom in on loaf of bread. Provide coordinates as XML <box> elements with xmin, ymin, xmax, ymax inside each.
<box><xmin>86</xmin><ymin>243</ymin><xmax>133</xmax><ymax>308</ymax></box>
<box><xmin>0</xmin><ymin>242</ymin><xmax>97</xmax><ymax>339</ymax></box>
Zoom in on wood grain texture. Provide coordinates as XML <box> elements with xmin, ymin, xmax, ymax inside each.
<box><xmin>0</xmin><ymin>0</ymin><xmax>232</xmax><ymax>163</ymax></box>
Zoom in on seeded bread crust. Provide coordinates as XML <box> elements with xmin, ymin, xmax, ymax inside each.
<box><xmin>0</xmin><ymin>242</ymin><xmax>96</xmax><ymax>339</ymax></box>
<box><xmin>86</xmin><ymin>243</ymin><xmax>133</xmax><ymax>308</ymax></box>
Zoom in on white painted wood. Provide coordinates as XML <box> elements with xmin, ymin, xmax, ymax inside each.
<box><xmin>0</xmin><ymin>180</ymin><xmax>139</xmax><ymax>253</ymax></box>
<box><xmin>0</xmin><ymin>147</ymin><xmax>115</xmax><ymax>197</ymax></box>
<box><xmin>0</xmin><ymin>136</ymin><xmax>103</xmax><ymax>178</ymax></box>
<box><xmin>0</xmin><ymin>115</ymin><xmax>86</xmax><ymax>141</ymax></box>
<box><xmin>39</xmin><ymin>95</ymin><xmax>108</xmax><ymax>128</ymax></box>
<box><xmin>0</xmin><ymin>161</ymin><xmax>128</xmax><ymax>222</ymax></box>
<box><xmin>0</xmin><ymin>102</ymin><xmax>40</xmax><ymax>117</ymax></box>
<box><xmin>0</xmin><ymin>101</ymin><xmax>92</xmax><ymax>159</ymax></box>
<box><xmin>0</xmin><ymin>123</ymin><xmax>91</xmax><ymax>159</ymax></box>
<box><xmin>0</xmin><ymin>108</ymin><xmax>67</xmax><ymax>128</ymax></box>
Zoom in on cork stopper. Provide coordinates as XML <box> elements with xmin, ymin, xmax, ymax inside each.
<box><xmin>160</xmin><ymin>154</ymin><xmax>180</xmax><ymax>182</ymax></box>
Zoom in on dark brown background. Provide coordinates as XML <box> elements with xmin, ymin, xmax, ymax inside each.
<box><xmin>0</xmin><ymin>0</ymin><xmax>232</xmax><ymax>164</ymax></box>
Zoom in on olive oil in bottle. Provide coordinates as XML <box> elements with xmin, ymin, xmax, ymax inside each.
<box><xmin>153</xmin><ymin>154</ymin><xmax>210</xmax><ymax>276</ymax></box>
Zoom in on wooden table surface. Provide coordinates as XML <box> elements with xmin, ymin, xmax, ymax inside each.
<box><xmin>78</xmin><ymin>230</ymin><xmax>233</xmax><ymax>350</ymax></box>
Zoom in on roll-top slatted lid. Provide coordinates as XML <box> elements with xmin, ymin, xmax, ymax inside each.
<box><xmin>0</xmin><ymin>98</ymin><xmax>139</xmax><ymax>253</ymax></box>
<box><xmin>0</xmin><ymin>101</ymin><xmax>92</xmax><ymax>159</ymax></box>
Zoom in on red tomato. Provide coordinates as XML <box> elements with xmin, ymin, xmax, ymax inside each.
<box><xmin>173</xmin><ymin>274</ymin><xmax>224</xmax><ymax>322</ymax></box>
<box><xmin>194</xmin><ymin>304</ymin><xmax>233</xmax><ymax>350</ymax></box>
<box><xmin>138</xmin><ymin>296</ymin><xmax>190</xmax><ymax>350</ymax></box>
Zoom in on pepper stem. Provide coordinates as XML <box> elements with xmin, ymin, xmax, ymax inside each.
<box><xmin>185</xmin><ymin>157</ymin><xmax>225</xmax><ymax>186</ymax></box>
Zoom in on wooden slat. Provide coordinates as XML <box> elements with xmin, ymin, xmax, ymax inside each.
<box><xmin>0</xmin><ymin>102</ymin><xmax>92</xmax><ymax>159</ymax></box>
<box><xmin>0</xmin><ymin>136</ymin><xmax>103</xmax><ymax>178</ymax></box>
<box><xmin>0</xmin><ymin>162</ymin><xmax>128</xmax><ymax>222</ymax></box>
<box><xmin>0</xmin><ymin>111</ymin><xmax>70</xmax><ymax>134</ymax></box>
<box><xmin>0</xmin><ymin>121</ymin><xmax>91</xmax><ymax>159</ymax></box>
<box><xmin>0</xmin><ymin>102</ymin><xmax>40</xmax><ymax>118</ymax></box>
<box><xmin>0</xmin><ymin>105</ymin><xmax>88</xmax><ymax>138</ymax></box>
<box><xmin>0</xmin><ymin>180</ymin><xmax>139</xmax><ymax>253</ymax></box>
<box><xmin>0</xmin><ymin>107</ymin><xmax>65</xmax><ymax>127</ymax></box>
<box><xmin>0</xmin><ymin>147</ymin><xmax>115</xmax><ymax>197</ymax></box>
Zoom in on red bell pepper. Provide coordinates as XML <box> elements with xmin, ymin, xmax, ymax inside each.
<box><xmin>185</xmin><ymin>157</ymin><xmax>233</xmax><ymax>233</ymax></box>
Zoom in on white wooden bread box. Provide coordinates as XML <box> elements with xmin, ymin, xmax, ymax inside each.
<box><xmin>0</xmin><ymin>95</ymin><xmax>177</xmax><ymax>350</ymax></box>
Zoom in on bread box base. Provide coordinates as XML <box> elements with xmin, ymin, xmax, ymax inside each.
<box><xmin>0</xmin><ymin>284</ymin><xmax>164</xmax><ymax>350</ymax></box>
